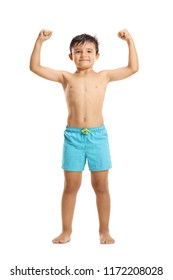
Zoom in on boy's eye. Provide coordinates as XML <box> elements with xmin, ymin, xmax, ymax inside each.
<box><xmin>74</xmin><ymin>50</ymin><xmax>93</xmax><ymax>54</ymax></box>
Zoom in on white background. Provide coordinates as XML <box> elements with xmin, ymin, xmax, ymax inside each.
<box><xmin>0</xmin><ymin>0</ymin><xmax>173</xmax><ymax>279</ymax></box>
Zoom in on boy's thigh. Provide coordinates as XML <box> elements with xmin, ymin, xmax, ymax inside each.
<box><xmin>91</xmin><ymin>170</ymin><xmax>109</xmax><ymax>192</ymax></box>
<box><xmin>87</xmin><ymin>133</ymin><xmax>112</xmax><ymax>171</ymax></box>
<box><xmin>64</xmin><ymin>171</ymin><xmax>83</xmax><ymax>191</ymax></box>
<box><xmin>62</xmin><ymin>130</ymin><xmax>85</xmax><ymax>171</ymax></box>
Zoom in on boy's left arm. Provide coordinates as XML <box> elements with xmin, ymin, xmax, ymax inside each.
<box><xmin>106</xmin><ymin>29</ymin><xmax>139</xmax><ymax>82</ymax></box>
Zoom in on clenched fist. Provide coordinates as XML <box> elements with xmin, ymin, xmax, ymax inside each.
<box><xmin>117</xmin><ymin>29</ymin><xmax>131</xmax><ymax>41</ymax></box>
<box><xmin>38</xmin><ymin>29</ymin><xmax>53</xmax><ymax>42</ymax></box>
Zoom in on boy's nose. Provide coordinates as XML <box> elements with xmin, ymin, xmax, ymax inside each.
<box><xmin>81</xmin><ymin>51</ymin><xmax>87</xmax><ymax>57</ymax></box>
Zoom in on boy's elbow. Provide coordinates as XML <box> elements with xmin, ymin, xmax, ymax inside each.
<box><xmin>29</xmin><ymin>62</ymin><xmax>34</xmax><ymax>72</ymax></box>
<box><xmin>29</xmin><ymin>63</ymin><xmax>38</xmax><ymax>74</ymax></box>
<box><xmin>131</xmin><ymin>64</ymin><xmax>139</xmax><ymax>74</ymax></box>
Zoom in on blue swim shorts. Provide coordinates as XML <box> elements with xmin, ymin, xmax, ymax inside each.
<box><xmin>62</xmin><ymin>125</ymin><xmax>112</xmax><ymax>171</ymax></box>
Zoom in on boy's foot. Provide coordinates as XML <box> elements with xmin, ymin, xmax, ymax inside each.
<box><xmin>52</xmin><ymin>232</ymin><xmax>71</xmax><ymax>244</ymax></box>
<box><xmin>100</xmin><ymin>232</ymin><xmax>115</xmax><ymax>244</ymax></box>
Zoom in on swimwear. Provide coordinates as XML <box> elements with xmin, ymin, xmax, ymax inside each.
<box><xmin>62</xmin><ymin>125</ymin><xmax>112</xmax><ymax>171</ymax></box>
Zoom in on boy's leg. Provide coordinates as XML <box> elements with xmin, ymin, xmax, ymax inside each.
<box><xmin>91</xmin><ymin>170</ymin><xmax>115</xmax><ymax>244</ymax></box>
<box><xmin>52</xmin><ymin>171</ymin><xmax>82</xmax><ymax>244</ymax></box>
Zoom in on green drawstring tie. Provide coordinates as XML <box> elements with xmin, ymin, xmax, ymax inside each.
<box><xmin>81</xmin><ymin>128</ymin><xmax>92</xmax><ymax>135</ymax></box>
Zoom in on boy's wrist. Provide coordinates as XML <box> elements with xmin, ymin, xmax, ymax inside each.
<box><xmin>126</xmin><ymin>36</ymin><xmax>134</xmax><ymax>45</ymax></box>
<box><xmin>36</xmin><ymin>37</ymin><xmax>44</xmax><ymax>45</ymax></box>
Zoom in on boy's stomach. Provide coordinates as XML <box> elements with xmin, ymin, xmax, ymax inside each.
<box><xmin>66</xmin><ymin>112</ymin><xmax>104</xmax><ymax>128</ymax></box>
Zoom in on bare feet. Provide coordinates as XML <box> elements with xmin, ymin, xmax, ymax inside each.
<box><xmin>52</xmin><ymin>232</ymin><xmax>71</xmax><ymax>244</ymax></box>
<box><xmin>100</xmin><ymin>232</ymin><xmax>115</xmax><ymax>244</ymax></box>
<box><xmin>52</xmin><ymin>231</ymin><xmax>114</xmax><ymax>244</ymax></box>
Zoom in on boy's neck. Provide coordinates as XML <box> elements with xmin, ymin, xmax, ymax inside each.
<box><xmin>75</xmin><ymin>67</ymin><xmax>95</xmax><ymax>75</ymax></box>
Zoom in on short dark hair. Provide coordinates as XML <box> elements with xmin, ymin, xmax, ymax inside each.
<box><xmin>69</xmin><ymin>33</ymin><xmax>99</xmax><ymax>54</ymax></box>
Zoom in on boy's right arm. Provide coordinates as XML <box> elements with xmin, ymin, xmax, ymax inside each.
<box><xmin>30</xmin><ymin>30</ymin><xmax>64</xmax><ymax>83</ymax></box>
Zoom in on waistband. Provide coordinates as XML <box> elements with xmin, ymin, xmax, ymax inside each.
<box><xmin>65</xmin><ymin>125</ymin><xmax>106</xmax><ymax>133</ymax></box>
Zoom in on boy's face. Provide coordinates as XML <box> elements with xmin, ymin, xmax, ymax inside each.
<box><xmin>69</xmin><ymin>42</ymin><xmax>99</xmax><ymax>70</ymax></box>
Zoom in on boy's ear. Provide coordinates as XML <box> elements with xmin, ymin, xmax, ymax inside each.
<box><xmin>69</xmin><ymin>53</ymin><xmax>73</xmax><ymax>60</ymax></box>
<box><xmin>96</xmin><ymin>53</ymin><xmax>100</xmax><ymax>60</ymax></box>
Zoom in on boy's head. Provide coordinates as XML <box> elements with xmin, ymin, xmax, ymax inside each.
<box><xmin>69</xmin><ymin>33</ymin><xmax>99</xmax><ymax>54</ymax></box>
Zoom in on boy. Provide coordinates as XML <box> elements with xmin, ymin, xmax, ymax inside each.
<box><xmin>30</xmin><ymin>29</ymin><xmax>138</xmax><ymax>244</ymax></box>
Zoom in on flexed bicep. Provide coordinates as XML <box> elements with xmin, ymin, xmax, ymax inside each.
<box><xmin>32</xmin><ymin>66</ymin><xmax>65</xmax><ymax>83</ymax></box>
<box><xmin>107</xmin><ymin>66</ymin><xmax>136</xmax><ymax>82</ymax></box>
<box><xmin>30</xmin><ymin>29</ymin><xmax>65</xmax><ymax>83</ymax></box>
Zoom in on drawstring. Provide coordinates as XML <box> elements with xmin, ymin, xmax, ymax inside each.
<box><xmin>81</xmin><ymin>128</ymin><xmax>92</xmax><ymax>135</ymax></box>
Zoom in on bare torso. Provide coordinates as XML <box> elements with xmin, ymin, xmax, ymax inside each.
<box><xmin>30</xmin><ymin>33</ymin><xmax>138</xmax><ymax>129</ymax></box>
<box><xmin>62</xmin><ymin>70</ymin><xmax>108</xmax><ymax>128</ymax></box>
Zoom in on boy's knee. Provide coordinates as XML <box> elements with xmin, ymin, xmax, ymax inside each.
<box><xmin>64</xmin><ymin>171</ymin><xmax>82</xmax><ymax>193</ymax></box>
<box><xmin>92</xmin><ymin>181</ymin><xmax>108</xmax><ymax>194</ymax></box>
<box><xmin>64</xmin><ymin>183</ymin><xmax>80</xmax><ymax>193</ymax></box>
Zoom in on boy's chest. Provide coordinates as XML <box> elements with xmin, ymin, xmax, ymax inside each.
<box><xmin>66</xmin><ymin>75</ymin><xmax>106</xmax><ymax>93</ymax></box>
